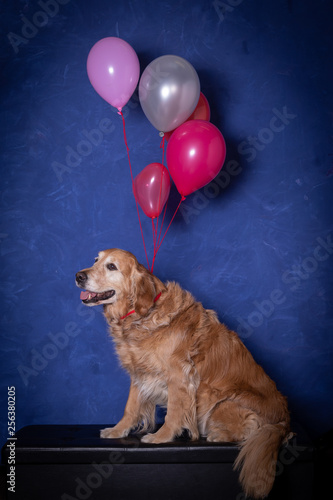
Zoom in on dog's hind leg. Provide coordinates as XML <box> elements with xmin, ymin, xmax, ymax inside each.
<box><xmin>206</xmin><ymin>400</ymin><xmax>260</xmax><ymax>442</ymax></box>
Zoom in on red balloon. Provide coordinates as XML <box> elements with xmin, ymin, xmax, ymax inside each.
<box><xmin>166</xmin><ymin>120</ymin><xmax>226</xmax><ymax>197</ymax></box>
<box><xmin>134</xmin><ymin>163</ymin><xmax>171</xmax><ymax>218</ymax></box>
<box><xmin>164</xmin><ymin>92</ymin><xmax>211</xmax><ymax>141</ymax></box>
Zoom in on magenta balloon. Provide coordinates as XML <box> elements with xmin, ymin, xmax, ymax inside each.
<box><xmin>134</xmin><ymin>163</ymin><xmax>171</xmax><ymax>219</ymax></box>
<box><xmin>87</xmin><ymin>37</ymin><xmax>140</xmax><ymax>110</ymax></box>
<box><xmin>166</xmin><ymin>120</ymin><xmax>226</xmax><ymax>197</ymax></box>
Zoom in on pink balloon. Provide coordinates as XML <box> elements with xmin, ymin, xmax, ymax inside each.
<box><xmin>166</xmin><ymin>120</ymin><xmax>226</xmax><ymax>197</ymax></box>
<box><xmin>134</xmin><ymin>163</ymin><xmax>171</xmax><ymax>219</ymax></box>
<box><xmin>87</xmin><ymin>37</ymin><xmax>140</xmax><ymax>110</ymax></box>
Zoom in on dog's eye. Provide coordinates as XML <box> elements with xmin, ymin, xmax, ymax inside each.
<box><xmin>94</xmin><ymin>257</ymin><xmax>99</xmax><ymax>263</ymax></box>
<box><xmin>107</xmin><ymin>263</ymin><xmax>117</xmax><ymax>271</ymax></box>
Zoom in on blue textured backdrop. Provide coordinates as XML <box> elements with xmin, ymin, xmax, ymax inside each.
<box><xmin>1</xmin><ymin>0</ymin><xmax>332</xmax><ymax>448</ymax></box>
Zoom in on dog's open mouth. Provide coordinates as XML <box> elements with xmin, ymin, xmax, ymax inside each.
<box><xmin>80</xmin><ymin>290</ymin><xmax>115</xmax><ymax>304</ymax></box>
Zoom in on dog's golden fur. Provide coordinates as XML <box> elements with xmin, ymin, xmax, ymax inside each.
<box><xmin>76</xmin><ymin>248</ymin><xmax>291</xmax><ymax>499</ymax></box>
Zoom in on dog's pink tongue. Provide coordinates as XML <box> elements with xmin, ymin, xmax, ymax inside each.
<box><xmin>80</xmin><ymin>291</ymin><xmax>97</xmax><ymax>300</ymax></box>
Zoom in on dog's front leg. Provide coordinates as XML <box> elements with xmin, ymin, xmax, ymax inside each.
<box><xmin>142</xmin><ymin>375</ymin><xmax>199</xmax><ymax>444</ymax></box>
<box><xmin>100</xmin><ymin>381</ymin><xmax>148</xmax><ymax>439</ymax></box>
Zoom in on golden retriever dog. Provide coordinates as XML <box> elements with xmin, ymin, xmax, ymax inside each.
<box><xmin>76</xmin><ymin>248</ymin><xmax>292</xmax><ymax>499</ymax></box>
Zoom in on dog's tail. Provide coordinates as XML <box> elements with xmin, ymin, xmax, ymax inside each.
<box><xmin>234</xmin><ymin>422</ymin><xmax>291</xmax><ymax>499</ymax></box>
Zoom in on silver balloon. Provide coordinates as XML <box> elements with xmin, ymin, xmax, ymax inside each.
<box><xmin>139</xmin><ymin>55</ymin><xmax>200</xmax><ymax>133</ymax></box>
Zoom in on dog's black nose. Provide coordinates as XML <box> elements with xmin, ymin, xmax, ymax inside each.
<box><xmin>76</xmin><ymin>271</ymin><xmax>87</xmax><ymax>285</ymax></box>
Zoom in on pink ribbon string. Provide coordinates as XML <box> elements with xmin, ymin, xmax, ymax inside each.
<box><xmin>118</xmin><ymin>109</ymin><xmax>150</xmax><ymax>270</ymax></box>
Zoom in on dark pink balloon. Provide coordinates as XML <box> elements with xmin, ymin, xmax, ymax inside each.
<box><xmin>166</xmin><ymin>120</ymin><xmax>226</xmax><ymax>197</ymax></box>
<box><xmin>134</xmin><ymin>163</ymin><xmax>171</xmax><ymax>219</ymax></box>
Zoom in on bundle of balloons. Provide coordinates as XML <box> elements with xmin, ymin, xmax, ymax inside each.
<box><xmin>87</xmin><ymin>37</ymin><xmax>226</xmax><ymax>270</ymax></box>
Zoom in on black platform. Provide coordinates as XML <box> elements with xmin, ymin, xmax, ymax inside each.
<box><xmin>1</xmin><ymin>424</ymin><xmax>318</xmax><ymax>500</ymax></box>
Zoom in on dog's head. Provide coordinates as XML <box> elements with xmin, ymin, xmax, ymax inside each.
<box><xmin>75</xmin><ymin>249</ymin><xmax>165</xmax><ymax>318</ymax></box>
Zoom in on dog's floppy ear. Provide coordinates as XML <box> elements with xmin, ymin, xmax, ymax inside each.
<box><xmin>133</xmin><ymin>263</ymin><xmax>156</xmax><ymax>317</ymax></box>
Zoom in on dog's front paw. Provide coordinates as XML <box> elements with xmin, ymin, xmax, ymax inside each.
<box><xmin>141</xmin><ymin>433</ymin><xmax>161</xmax><ymax>444</ymax></box>
<box><xmin>100</xmin><ymin>427</ymin><xmax>128</xmax><ymax>439</ymax></box>
<box><xmin>141</xmin><ymin>431</ymin><xmax>173</xmax><ymax>444</ymax></box>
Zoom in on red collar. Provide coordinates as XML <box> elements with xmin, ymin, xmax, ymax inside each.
<box><xmin>120</xmin><ymin>292</ymin><xmax>162</xmax><ymax>320</ymax></box>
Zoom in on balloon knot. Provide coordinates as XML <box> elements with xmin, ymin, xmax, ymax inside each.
<box><xmin>117</xmin><ymin>107</ymin><xmax>122</xmax><ymax>115</ymax></box>
<box><xmin>181</xmin><ymin>195</ymin><xmax>186</xmax><ymax>201</ymax></box>
<box><xmin>159</xmin><ymin>131</ymin><xmax>164</xmax><ymax>137</ymax></box>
